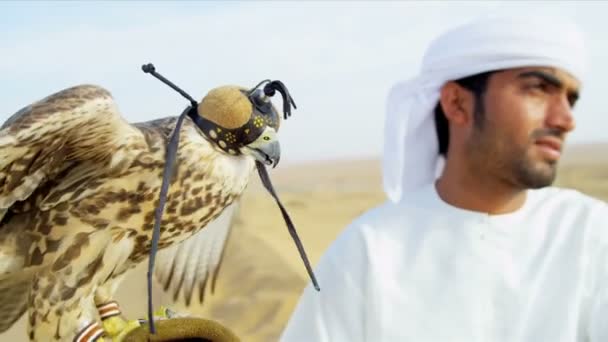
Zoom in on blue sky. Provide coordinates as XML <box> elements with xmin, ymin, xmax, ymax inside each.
<box><xmin>1</xmin><ymin>1</ymin><xmax>606</xmax><ymax>164</ymax></box>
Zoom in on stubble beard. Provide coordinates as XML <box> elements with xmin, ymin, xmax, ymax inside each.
<box><xmin>467</xmin><ymin>121</ymin><xmax>558</xmax><ymax>191</ymax></box>
<box><xmin>510</xmin><ymin>145</ymin><xmax>558</xmax><ymax>189</ymax></box>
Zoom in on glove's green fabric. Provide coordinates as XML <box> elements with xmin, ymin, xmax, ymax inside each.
<box><xmin>122</xmin><ymin>317</ymin><xmax>240</xmax><ymax>342</ymax></box>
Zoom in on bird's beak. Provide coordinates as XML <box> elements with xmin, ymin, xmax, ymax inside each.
<box><xmin>251</xmin><ymin>140</ymin><xmax>281</xmax><ymax>168</ymax></box>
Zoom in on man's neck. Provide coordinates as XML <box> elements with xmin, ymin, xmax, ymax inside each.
<box><xmin>435</xmin><ymin>160</ymin><xmax>528</xmax><ymax>215</ymax></box>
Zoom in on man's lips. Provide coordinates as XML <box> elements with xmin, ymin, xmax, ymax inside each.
<box><xmin>534</xmin><ymin>136</ymin><xmax>563</xmax><ymax>159</ymax></box>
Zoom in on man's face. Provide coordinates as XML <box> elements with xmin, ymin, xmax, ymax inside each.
<box><xmin>466</xmin><ymin>67</ymin><xmax>581</xmax><ymax>189</ymax></box>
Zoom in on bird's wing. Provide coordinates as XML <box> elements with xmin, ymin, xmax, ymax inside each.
<box><xmin>0</xmin><ymin>84</ymin><xmax>143</xmax><ymax>218</ymax></box>
<box><xmin>0</xmin><ymin>272</ymin><xmax>33</xmax><ymax>333</ymax></box>
<box><xmin>155</xmin><ymin>202</ymin><xmax>238</xmax><ymax>306</ymax></box>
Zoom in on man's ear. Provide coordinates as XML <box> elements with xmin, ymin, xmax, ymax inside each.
<box><xmin>438</xmin><ymin>81</ymin><xmax>475</xmax><ymax>126</ymax></box>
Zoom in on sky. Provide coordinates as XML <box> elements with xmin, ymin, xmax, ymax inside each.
<box><xmin>1</xmin><ymin>1</ymin><xmax>607</xmax><ymax>165</ymax></box>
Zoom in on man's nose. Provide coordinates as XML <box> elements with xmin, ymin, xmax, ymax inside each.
<box><xmin>546</xmin><ymin>96</ymin><xmax>576</xmax><ymax>133</ymax></box>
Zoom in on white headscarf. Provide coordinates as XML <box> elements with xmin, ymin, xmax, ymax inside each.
<box><xmin>383</xmin><ymin>14</ymin><xmax>588</xmax><ymax>203</ymax></box>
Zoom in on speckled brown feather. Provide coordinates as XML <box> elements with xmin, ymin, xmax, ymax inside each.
<box><xmin>154</xmin><ymin>202</ymin><xmax>238</xmax><ymax>306</ymax></box>
<box><xmin>0</xmin><ymin>85</ymin><xmax>255</xmax><ymax>341</ymax></box>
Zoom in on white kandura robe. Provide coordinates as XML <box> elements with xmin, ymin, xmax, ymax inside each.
<box><xmin>280</xmin><ymin>184</ymin><xmax>608</xmax><ymax>342</ymax></box>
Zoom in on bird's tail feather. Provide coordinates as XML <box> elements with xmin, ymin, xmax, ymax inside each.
<box><xmin>0</xmin><ymin>274</ymin><xmax>32</xmax><ymax>333</ymax></box>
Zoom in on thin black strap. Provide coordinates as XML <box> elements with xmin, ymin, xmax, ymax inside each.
<box><xmin>146</xmin><ymin>106</ymin><xmax>191</xmax><ymax>334</ymax></box>
<box><xmin>187</xmin><ymin>107</ymin><xmax>207</xmax><ymax>129</ymax></box>
<box><xmin>142</xmin><ymin>63</ymin><xmax>198</xmax><ymax>107</ymax></box>
<box><xmin>256</xmin><ymin>161</ymin><xmax>320</xmax><ymax>291</ymax></box>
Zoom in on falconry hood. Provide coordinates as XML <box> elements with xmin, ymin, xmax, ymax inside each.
<box><xmin>193</xmin><ymin>79</ymin><xmax>295</xmax><ymax>168</ymax></box>
<box><xmin>141</xmin><ymin>63</ymin><xmax>318</xmax><ymax>334</ymax></box>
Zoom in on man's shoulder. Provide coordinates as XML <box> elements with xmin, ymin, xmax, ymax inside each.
<box><xmin>529</xmin><ymin>187</ymin><xmax>608</xmax><ymax>241</ymax></box>
<box><xmin>349</xmin><ymin>194</ymin><xmax>430</xmax><ymax>230</ymax></box>
<box><xmin>335</xmin><ymin>190</ymin><xmax>434</xmax><ymax>246</ymax></box>
<box><xmin>351</xmin><ymin>199</ymin><xmax>415</xmax><ymax>226</ymax></box>
<box><xmin>321</xmin><ymin>199</ymin><xmax>423</xmax><ymax>268</ymax></box>
<box><xmin>532</xmin><ymin>186</ymin><xmax>607</xmax><ymax>212</ymax></box>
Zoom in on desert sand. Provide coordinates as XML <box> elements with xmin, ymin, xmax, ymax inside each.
<box><xmin>3</xmin><ymin>145</ymin><xmax>607</xmax><ymax>341</ymax></box>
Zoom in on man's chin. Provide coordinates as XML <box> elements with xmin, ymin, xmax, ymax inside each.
<box><xmin>515</xmin><ymin>160</ymin><xmax>558</xmax><ymax>189</ymax></box>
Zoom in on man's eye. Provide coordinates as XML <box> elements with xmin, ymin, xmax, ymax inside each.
<box><xmin>568</xmin><ymin>94</ymin><xmax>578</xmax><ymax>109</ymax></box>
<box><xmin>528</xmin><ymin>82</ymin><xmax>549</xmax><ymax>92</ymax></box>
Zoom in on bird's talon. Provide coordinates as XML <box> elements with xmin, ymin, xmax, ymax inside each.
<box><xmin>152</xmin><ymin>305</ymin><xmax>186</xmax><ymax>320</ymax></box>
<box><xmin>112</xmin><ymin>319</ymin><xmax>142</xmax><ymax>342</ymax></box>
<box><xmin>101</xmin><ymin>316</ymin><xmax>129</xmax><ymax>338</ymax></box>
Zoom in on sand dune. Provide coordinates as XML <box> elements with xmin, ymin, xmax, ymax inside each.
<box><xmin>3</xmin><ymin>144</ymin><xmax>606</xmax><ymax>341</ymax></box>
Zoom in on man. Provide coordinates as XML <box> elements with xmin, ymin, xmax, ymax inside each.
<box><xmin>280</xmin><ymin>15</ymin><xmax>608</xmax><ymax>342</ymax></box>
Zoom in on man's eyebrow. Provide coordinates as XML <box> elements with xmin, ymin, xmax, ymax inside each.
<box><xmin>517</xmin><ymin>70</ymin><xmax>563</xmax><ymax>88</ymax></box>
<box><xmin>518</xmin><ymin>70</ymin><xmax>580</xmax><ymax>104</ymax></box>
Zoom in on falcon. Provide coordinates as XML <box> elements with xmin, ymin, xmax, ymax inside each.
<box><xmin>0</xmin><ymin>68</ymin><xmax>314</xmax><ymax>341</ymax></box>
